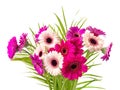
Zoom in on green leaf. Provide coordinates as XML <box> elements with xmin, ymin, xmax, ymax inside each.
<box><xmin>79</xmin><ymin>18</ymin><xmax>87</xmax><ymax>28</ymax></box>
<box><xmin>13</xmin><ymin>56</ymin><xmax>32</xmax><ymax>66</ymax></box>
<box><xmin>62</xmin><ymin>7</ymin><xmax>67</xmax><ymax>31</ymax></box>
<box><xmin>84</xmin><ymin>86</ymin><xmax>105</xmax><ymax>89</ymax></box>
<box><xmin>54</xmin><ymin>13</ymin><xmax>66</xmax><ymax>36</ymax></box>
<box><xmin>86</xmin><ymin>54</ymin><xmax>99</xmax><ymax>65</ymax></box>
<box><xmin>55</xmin><ymin>24</ymin><xmax>66</xmax><ymax>40</ymax></box>
<box><xmin>83</xmin><ymin>74</ymin><xmax>102</xmax><ymax>78</ymax></box>
<box><xmin>30</xmin><ymin>76</ymin><xmax>48</xmax><ymax>84</ymax></box>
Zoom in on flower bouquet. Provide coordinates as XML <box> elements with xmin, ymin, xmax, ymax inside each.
<box><xmin>7</xmin><ymin>8</ymin><xmax>112</xmax><ymax>90</ymax></box>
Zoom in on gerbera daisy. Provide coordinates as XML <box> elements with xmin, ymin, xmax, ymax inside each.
<box><xmin>18</xmin><ymin>33</ymin><xmax>28</xmax><ymax>51</ymax></box>
<box><xmin>62</xmin><ymin>55</ymin><xmax>88</xmax><ymax>80</ymax></box>
<box><xmin>66</xmin><ymin>26</ymin><xmax>85</xmax><ymax>40</ymax></box>
<box><xmin>101</xmin><ymin>42</ymin><xmax>113</xmax><ymax>61</ymax></box>
<box><xmin>70</xmin><ymin>38</ymin><xmax>83</xmax><ymax>55</ymax></box>
<box><xmin>83</xmin><ymin>31</ymin><xmax>104</xmax><ymax>52</ymax></box>
<box><xmin>34</xmin><ymin>45</ymin><xmax>46</xmax><ymax>59</ymax></box>
<box><xmin>54</xmin><ymin>40</ymin><xmax>75</xmax><ymax>58</ymax></box>
<box><xmin>35</xmin><ymin>25</ymin><xmax>48</xmax><ymax>42</ymax></box>
<box><xmin>86</xmin><ymin>26</ymin><xmax>106</xmax><ymax>36</ymax></box>
<box><xmin>39</xmin><ymin>29</ymin><xmax>60</xmax><ymax>50</ymax></box>
<box><xmin>30</xmin><ymin>54</ymin><xmax>44</xmax><ymax>75</ymax></box>
<box><xmin>7</xmin><ymin>36</ymin><xmax>18</xmax><ymax>59</ymax></box>
<box><xmin>43</xmin><ymin>51</ymin><xmax>63</xmax><ymax>76</ymax></box>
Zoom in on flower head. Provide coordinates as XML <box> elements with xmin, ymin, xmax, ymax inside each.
<box><xmin>43</xmin><ymin>51</ymin><xmax>63</xmax><ymax>76</ymax></box>
<box><xmin>35</xmin><ymin>26</ymin><xmax>48</xmax><ymax>42</ymax></box>
<box><xmin>86</xmin><ymin>26</ymin><xmax>106</xmax><ymax>36</ymax></box>
<box><xmin>7</xmin><ymin>37</ymin><xmax>18</xmax><ymax>59</ymax></box>
<box><xmin>18</xmin><ymin>33</ymin><xmax>28</xmax><ymax>51</ymax></box>
<box><xmin>39</xmin><ymin>29</ymin><xmax>60</xmax><ymax>50</ymax></box>
<box><xmin>83</xmin><ymin>31</ymin><xmax>104</xmax><ymax>52</ymax></box>
<box><xmin>101</xmin><ymin>43</ymin><xmax>113</xmax><ymax>61</ymax></box>
<box><xmin>66</xmin><ymin>26</ymin><xmax>85</xmax><ymax>40</ymax></box>
<box><xmin>30</xmin><ymin>54</ymin><xmax>44</xmax><ymax>75</ymax></box>
<box><xmin>54</xmin><ymin>40</ymin><xmax>75</xmax><ymax>58</ymax></box>
<box><xmin>70</xmin><ymin>38</ymin><xmax>83</xmax><ymax>55</ymax></box>
<box><xmin>62</xmin><ymin>55</ymin><xmax>87</xmax><ymax>80</ymax></box>
<box><xmin>34</xmin><ymin>45</ymin><xmax>46</xmax><ymax>59</ymax></box>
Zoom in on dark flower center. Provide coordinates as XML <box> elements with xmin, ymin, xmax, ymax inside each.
<box><xmin>74</xmin><ymin>33</ymin><xmax>79</xmax><ymax>37</ymax></box>
<box><xmin>51</xmin><ymin>60</ymin><xmax>57</xmax><ymax>66</ymax></box>
<box><xmin>46</xmin><ymin>37</ymin><xmax>52</xmax><ymax>44</ymax></box>
<box><xmin>71</xmin><ymin>64</ymin><xmax>77</xmax><ymax>69</ymax></box>
<box><xmin>70</xmin><ymin>62</ymin><xmax>79</xmax><ymax>71</ymax></box>
<box><xmin>39</xmin><ymin>51</ymin><xmax>42</xmax><ymax>57</ymax></box>
<box><xmin>62</xmin><ymin>48</ymin><xmax>67</xmax><ymax>54</ymax></box>
<box><xmin>89</xmin><ymin>38</ymin><xmax>97</xmax><ymax>45</ymax></box>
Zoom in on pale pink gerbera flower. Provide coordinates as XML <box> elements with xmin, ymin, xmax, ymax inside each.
<box><xmin>30</xmin><ymin>54</ymin><xmax>44</xmax><ymax>75</ymax></box>
<box><xmin>43</xmin><ymin>51</ymin><xmax>63</xmax><ymax>76</ymax></box>
<box><xmin>18</xmin><ymin>33</ymin><xmax>28</xmax><ymax>51</ymax></box>
<box><xmin>34</xmin><ymin>45</ymin><xmax>46</xmax><ymax>59</ymax></box>
<box><xmin>7</xmin><ymin>37</ymin><xmax>18</xmax><ymax>59</ymax></box>
<box><xmin>39</xmin><ymin>29</ymin><xmax>60</xmax><ymax>50</ymax></box>
<box><xmin>101</xmin><ymin>42</ymin><xmax>113</xmax><ymax>61</ymax></box>
<box><xmin>83</xmin><ymin>31</ymin><xmax>104</xmax><ymax>52</ymax></box>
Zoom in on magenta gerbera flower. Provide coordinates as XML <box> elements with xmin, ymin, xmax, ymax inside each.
<box><xmin>54</xmin><ymin>40</ymin><xmax>75</xmax><ymax>58</ymax></box>
<box><xmin>18</xmin><ymin>33</ymin><xmax>28</xmax><ymax>51</ymax></box>
<box><xmin>62</xmin><ymin>55</ymin><xmax>88</xmax><ymax>80</ymax></box>
<box><xmin>101</xmin><ymin>42</ymin><xmax>113</xmax><ymax>61</ymax></box>
<box><xmin>70</xmin><ymin>38</ymin><xmax>83</xmax><ymax>55</ymax></box>
<box><xmin>35</xmin><ymin>25</ymin><xmax>48</xmax><ymax>42</ymax></box>
<box><xmin>86</xmin><ymin>26</ymin><xmax>106</xmax><ymax>36</ymax></box>
<box><xmin>30</xmin><ymin>54</ymin><xmax>44</xmax><ymax>75</ymax></box>
<box><xmin>7</xmin><ymin>37</ymin><xmax>18</xmax><ymax>59</ymax></box>
<box><xmin>66</xmin><ymin>26</ymin><xmax>85</xmax><ymax>40</ymax></box>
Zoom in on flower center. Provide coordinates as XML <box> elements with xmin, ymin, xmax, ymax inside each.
<box><xmin>46</xmin><ymin>37</ymin><xmax>52</xmax><ymax>44</ymax></box>
<box><xmin>89</xmin><ymin>38</ymin><xmax>97</xmax><ymax>45</ymax></box>
<box><xmin>71</xmin><ymin>64</ymin><xmax>77</xmax><ymax>69</ymax></box>
<box><xmin>39</xmin><ymin>51</ymin><xmax>42</xmax><ymax>57</ymax></box>
<box><xmin>70</xmin><ymin>62</ymin><xmax>79</xmax><ymax>71</ymax></box>
<box><xmin>51</xmin><ymin>60</ymin><xmax>57</xmax><ymax>66</ymax></box>
<box><xmin>74</xmin><ymin>33</ymin><xmax>79</xmax><ymax>37</ymax></box>
<box><xmin>62</xmin><ymin>48</ymin><xmax>67</xmax><ymax>54</ymax></box>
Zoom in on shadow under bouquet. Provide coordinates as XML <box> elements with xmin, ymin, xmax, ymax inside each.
<box><xmin>7</xmin><ymin>8</ymin><xmax>112</xmax><ymax>90</ymax></box>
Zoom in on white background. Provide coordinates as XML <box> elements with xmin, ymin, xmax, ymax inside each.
<box><xmin>0</xmin><ymin>0</ymin><xmax>119</xmax><ymax>90</ymax></box>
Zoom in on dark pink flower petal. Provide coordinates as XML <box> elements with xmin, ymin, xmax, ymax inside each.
<box><xmin>30</xmin><ymin>54</ymin><xmax>44</xmax><ymax>75</ymax></box>
<box><xmin>18</xmin><ymin>33</ymin><xmax>27</xmax><ymax>51</ymax></box>
<box><xmin>101</xmin><ymin>42</ymin><xmax>113</xmax><ymax>61</ymax></box>
<box><xmin>66</xmin><ymin>26</ymin><xmax>85</xmax><ymax>40</ymax></box>
<box><xmin>35</xmin><ymin>25</ymin><xmax>48</xmax><ymax>42</ymax></box>
<box><xmin>86</xmin><ymin>26</ymin><xmax>106</xmax><ymax>36</ymax></box>
<box><xmin>62</xmin><ymin>55</ymin><xmax>88</xmax><ymax>80</ymax></box>
<box><xmin>7</xmin><ymin>37</ymin><xmax>18</xmax><ymax>59</ymax></box>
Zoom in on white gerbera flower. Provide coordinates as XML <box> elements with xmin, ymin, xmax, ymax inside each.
<box><xmin>39</xmin><ymin>29</ymin><xmax>60</xmax><ymax>50</ymax></box>
<box><xmin>43</xmin><ymin>51</ymin><xmax>63</xmax><ymax>76</ymax></box>
<box><xmin>34</xmin><ymin>45</ymin><xmax>46</xmax><ymax>59</ymax></box>
<box><xmin>83</xmin><ymin>31</ymin><xmax>104</xmax><ymax>52</ymax></box>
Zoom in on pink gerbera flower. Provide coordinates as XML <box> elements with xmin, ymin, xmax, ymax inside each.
<box><xmin>18</xmin><ymin>33</ymin><xmax>28</xmax><ymax>51</ymax></box>
<box><xmin>35</xmin><ymin>25</ymin><xmax>48</xmax><ymax>42</ymax></box>
<box><xmin>66</xmin><ymin>26</ymin><xmax>85</xmax><ymax>40</ymax></box>
<box><xmin>86</xmin><ymin>26</ymin><xmax>106</xmax><ymax>36</ymax></box>
<box><xmin>101</xmin><ymin>42</ymin><xmax>113</xmax><ymax>61</ymax></box>
<box><xmin>30</xmin><ymin>54</ymin><xmax>44</xmax><ymax>75</ymax></box>
<box><xmin>7</xmin><ymin>37</ymin><xmax>18</xmax><ymax>59</ymax></box>
<box><xmin>54</xmin><ymin>40</ymin><xmax>75</xmax><ymax>58</ymax></box>
<box><xmin>70</xmin><ymin>38</ymin><xmax>84</xmax><ymax>55</ymax></box>
<box><xmin>62</xmin><ymin>55</ymin><xmax>88</xmax><ymax>80</ymax></box>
